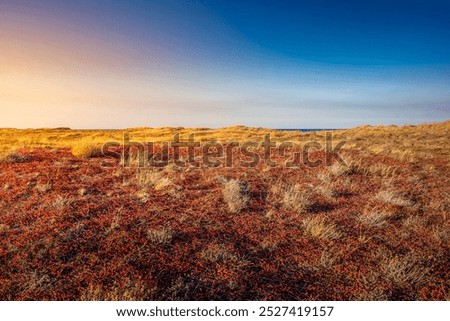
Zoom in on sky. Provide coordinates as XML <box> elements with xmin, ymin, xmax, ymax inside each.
<box><xmin>0</xmin><ymin>0</ymin><xmax>449</xmax><ymax>129</ymax></box>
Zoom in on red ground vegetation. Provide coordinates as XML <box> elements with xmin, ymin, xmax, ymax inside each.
<box><xmin>0</xmin><ymin>147</ymin><xmax>448</xmax><ymax>300</ymax></box>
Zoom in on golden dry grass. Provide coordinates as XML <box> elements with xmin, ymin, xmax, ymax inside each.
<box><xmin>303</xmin><ymin>216</ymin><xmax>341</xmax><ymax>240</ymax></box>
<box><xmin>278</xmin><ymin>184</ymin><xmax>312</xmax><ymax>214</ymax></box>
<box><xmin>200</xmin><ymin>244</ymin><xmax>238</xmax><ymax>263</ymax></box>
<box><xmin>1</xmin><ymin>120</ymin><xmax>449</xmax><ymax>161</ymax></box>
<box><xmin>376</xmin><ymin>190</ymin><xmax>414</xmax><ymax>207</ymax></box>
<box><xmin>222</xmin><ymin>179</ymin><xmax>250</xmax><ymax>213</ymax></box>
<box><xmin>146</xmin><ymin>227</ymin><xmax>173</xmax><ymax>245</ymax></box>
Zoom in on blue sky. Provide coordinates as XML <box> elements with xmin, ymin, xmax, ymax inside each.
<box><xmin>1</xmin><ymin>0</ymin><xmax>449</xmax><ymax>128</ymax></box>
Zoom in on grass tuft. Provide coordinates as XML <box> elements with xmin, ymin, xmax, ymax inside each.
<box><xmin>147</xmin><ymin>227</ymin><xmax>173</xmax><ymax>245</ymax></box>
<box><xmin>2</xmin><ymin>153</ymin><xmax>33</xmax><ymax>163</ymax></box>
<box><xmin>281</xmin><ymin>184</ymin><xmax>312</xmax><ymax>214</ymax></box>
<box><xmin>376</xmin><ymin>190</ymin><xmax>414</xmax><ymax>207</ymax></box>
<box><xmin>71</xmin><ymin>144</ymin><xmax>103</xmax><ymax>158</ymax></box>
<box><xmin>303</xmin><ymin>216</ymin><xmax>341</xmax><ymax>240</ymax></box>
<box><xmin>223</xmin><ymin>179</ymin><xmax>250</xmax><ymax>213</ymax></box>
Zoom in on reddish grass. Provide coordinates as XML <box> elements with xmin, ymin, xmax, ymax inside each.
<box><xmin>0</xmin><ymin>147</ymin><xmax>448</xmax><ymax>300</ymax></box>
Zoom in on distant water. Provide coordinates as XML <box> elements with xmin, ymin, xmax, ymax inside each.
<box><xmin>278</xmin><ymin>129</ymin><xmax>341</xmax><ymax>132</ymax></box>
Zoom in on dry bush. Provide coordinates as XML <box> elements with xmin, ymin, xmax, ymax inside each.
<box><xmin>134</xmin><ymin>170</ymin><xmax>163</xmax><ymax>187</ymax></box>
<box><xmin>264</xmin><ymin>209</ymin><xmax>275</xmax><ymax>220</ymax></box>
<box><xmin>329</xmin><ymin>162</ymin><xmax>352</xmax><ymax>177</ymax></box>
<box><xmin>317</xmin><ymin>248</ymin><xmax>342</xmax><ymax>269</ymax></box>
<box><xmin>35</xmin><ymin>181</ymin><xmax>52</xmax><ymax>193</ymax></box>
<box><xmin>427</xmin><ymin>199</ymin><xmax>447</xmax><ymax>212</ymax></box>
<box><xmin>200</xmin><ymin>244</ymin><xmax>237</xmax><ymax>263</ymax></box>
<box><xmin>147</xmin><ymin>227</ymin><xmax>173</xmax><ymax>245</ymax></box>
<box><xmin>423</xmin><ymin>164</ymin><xmax>437</xmax><ymax>174</ymax></box>
<box><xmin>432</xmin><ymin>226</ymin><xmax>450</xmax><ymax>246</ymax></box>
<box><xmin>136</xmin><ymin>190</ymin><xmax>150</xmax><ymax>204</ymax></box>
<box><xmin>104</xmin><ymin>210</ymin><xmax>122</xmax><ymax>235</ymax></box>
<box><xmin>1</xmin><ymin>153</ymin><xmax>33</xmax><ymax>163</ymax></box>
<box><xmin>407</xmin><ymin>174</ymin><xmax>423</xmax><ymax>184</ymax></box>
<box><xmin>80</xmin><ymin>281</ymin><xmax>151</xmax><ymax>301</ymax></box>
<box><xmin>164</xmin><ymin>162</ymin><xmax>182</xmax><ymax>173</ymax></box>
<box><xmin>22</xmin><ymin>271</ymin><xmax>53</xmax><ymax>294</ymax></box>
<box><xmin>259</xmin><ymin>238</ymin><xmax>279</xmax><ymax>253</ymax></box>
<box><xmin>223</xmin><ymin>179</ymin><xmax>250</xmax><ymax>213</ymax></box>
<box><xmin>359</xmin><ymin>211</ymin><xmax>387</xmax><ymax>228</ymax></box>
<box><xmin>280</xmin><ymin>184</ymin><xmax>312</xmax><ymax>214</ymax></box>
<box><xmin>133</xmin><ymin>170</ymin><xmax>173</xmax><ymax>192</ymax></box>
<box><xmin>367</xmin><ymin>164</ymin><xmax>399</xmax><ymax>177</ymax></box>
<box><xmin>0</xmin><ymin>224</ymin><xmax>10</xmax><ymax>233</ymax></box>
<box><xmin>154</xmin><ymin>177</ymin><xmax>172</xmax><ymax>191</ymax></box>
<box><xmin>376</xmin><ymin>190</ymin><xmax>414</xmax><ymax>207</ymax></box>
<box><xmin>316</xmin><ymin>183</ymin><xmax>339</xmax><ymax>199</ymax></box>
<box><xmin>317</xmin><ymin>171</ymin><xmax>332</xmax><ymax>184</ymax></box>
<box><xmin>317</xmin><ymin>251</ymin><xmax>335</xmax><ymax>269</ymax></box>
<box><xmin>381</xmin><ymin>255</ymin><xmax>429</xmax><ymax>288</ymax></box>
<box><xmin>350</xmin><ymin>160</ymin><xmax>398</xmax><ymax>178</ymax></box>
<box><xmin>358</xmin><ymin>208</ymin><xmax>395</xmax><ymax>228</ymax></box>
<box><xmin>120</xmin><ymin>150</ymin><xmax>146</xmax><ymax>167</ymax></box>
<box><xmin>52</xmin><ymin>195</ymin><xmax>73</xmax><ymax>211</ymax></box>
<box><xmin>303</xmin><ymin>216</ymin><xmax>341</xmax><ymax>240</ymax></box>
<box><xmin>71</xmin><ymin>144</ymin><xmax>103</xmax><ymax>158</ymax></box>
<box><xmin>109</xmin><ymin>214</ymin><xmax>121</xmax><ymax>231</ymax></box>
<box><xmin>402</xmin><ymin>215</ymin><xmax>426</xmax><ymax>230</ymax></box>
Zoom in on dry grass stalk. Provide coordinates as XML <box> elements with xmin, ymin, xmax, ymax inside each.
<box><xmin>376</xmin><ymin>190</ymin><xmax>414</xmax><ymax>207</ymax></box>
<box><xmin>303</xmin><ymin>216</ymin><xmax>341</xmax><ymax>240</ymax></box>
<box><xmin>71</xmin><ymin>144</ymin><xmax>103</xmax><ymax>158</ymax></box>
<box><xmin>2</xmin><ymin>153</ymin><xmax>33</xmax><ymax>163</ymax></box>
<box><xmin>223</xmin><ymin>179</ymin><xmax>250</xmax><ymax>213</ymax></box>
<box><xmin>147</xmin><ymin>227</ymin><xmax>173</xmax><ymax>245</ymax></box>
<box><xmin>381</xmin><ymin>255</ymin><xmax>429</xmax><ymax>288</ymax></box>
<box><xmin>281</xmin><ymin>184</ymin><xmax>312</xmax><ymax>214</ymax></box>
<box><xmin>200</xmin><ymin>244</ymin><xmax>237</xmax><ymax>263</ymax></box>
